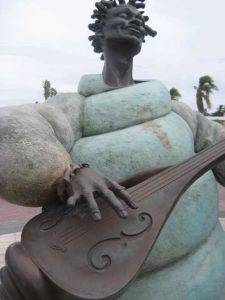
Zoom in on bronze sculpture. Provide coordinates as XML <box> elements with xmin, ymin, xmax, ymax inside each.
<box><xmin>56</xmin><ymin>0</ymin><xmax>157</xmax><ymax>220</ymax></box>
<box><xmin>88</xmin><ymin>0</ymin><xmax>156</xmax><ymax>86</ymax></box>
<box><xmin>0</xmin><ymin>0</ymin><xmax>225</xmax><ymax>299</ymax></box>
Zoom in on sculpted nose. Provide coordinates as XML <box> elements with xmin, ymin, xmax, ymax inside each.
<box><xmin>129</xmin><ymin>18</ymin><xmax>142</xmax><ymax>27</ymax></box>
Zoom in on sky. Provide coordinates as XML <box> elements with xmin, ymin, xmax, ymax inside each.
<box><xmin>0</xmin><ymin>0</ymin><xmax>224</xmax><ymax>111</ymax></box>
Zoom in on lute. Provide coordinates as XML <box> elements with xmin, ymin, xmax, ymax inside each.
<box><xmin>22</xmin><ymin>139</ymin><xmax>225</xmax><ymax>300</ymax></box>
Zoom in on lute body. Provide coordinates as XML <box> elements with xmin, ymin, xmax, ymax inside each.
<box><xmin>21</xmin><ymin>139</ymin><xmax>225</xmax><ymax>300</ymax></box>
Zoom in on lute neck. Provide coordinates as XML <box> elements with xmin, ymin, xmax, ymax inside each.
<box><xmin>129</xmin><ymin>139</ymin><xmax>225</xmax><ymax>202</ymax></box>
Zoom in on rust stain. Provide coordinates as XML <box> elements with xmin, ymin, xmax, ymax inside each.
<box><xmin>142</xmin><ymin>122</ymin><xmax>172</xmax><ymax>150</ymax></box>
<box><xmin>138</xmin><ymin>104</ymin><xmax>153</xmax><ymax>122</ymax></box>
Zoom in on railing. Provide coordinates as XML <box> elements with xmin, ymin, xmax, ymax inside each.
<box><xmin>206</xmin><ymin>116</ymin><xmax>225</xmax><ymax>121</ymax></box>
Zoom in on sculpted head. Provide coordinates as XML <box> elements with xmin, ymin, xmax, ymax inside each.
<box><xmin>89</xmin><ymin>0</ymin><xmax>157</xmax><ymax>60</ymax></box>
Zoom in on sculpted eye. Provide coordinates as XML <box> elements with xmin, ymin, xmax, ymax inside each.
<box><xmin>119</xmin><ymin>13</ymin><xmax>128</xmax><ymax>19</ymax></box>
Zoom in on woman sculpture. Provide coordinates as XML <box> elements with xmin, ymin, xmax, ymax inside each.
<box><xmin>0</xmin><ymin>1</ymin><xmax>225</xmax><ymax>299</ymax></box>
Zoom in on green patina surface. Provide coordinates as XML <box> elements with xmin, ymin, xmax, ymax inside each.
<box><xmin>83</xmin><ymin>80</ymin><xmax>171</xmax><ymax>136</ymax></box>
<box><xmin>119</xmin><ymin>224</ymin><xmax>225</xmax><ymax>300</ymax></box>
<box><xmin>71</xmin><ymin>75</ymin><xmax>225</xmax><ymax>299</ymax></box>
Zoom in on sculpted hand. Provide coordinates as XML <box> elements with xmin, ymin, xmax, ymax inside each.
<box><xmin>56</xmin><ymin>164</ymin><xmax>138</xmax><ymax>221</ymax></box>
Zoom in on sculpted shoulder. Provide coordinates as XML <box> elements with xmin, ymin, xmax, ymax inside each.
<box><xmin>44</xmin><ymin>92</ymin><xmax>84</xmax><ymax>149</ymax></box>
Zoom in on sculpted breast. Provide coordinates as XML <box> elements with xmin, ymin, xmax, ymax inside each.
<box><xmin>70</xmin><ymin>76</ymin><xmax>219</xmax><ymax>272</ymax></box>
<box><xmin>82</xmin><ymin>80</ymin><xmax>171</xmax><ymax>136</ymax></box>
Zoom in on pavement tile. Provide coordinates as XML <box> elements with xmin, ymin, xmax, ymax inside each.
<box><xmin>0</xmin><ymin>198</ymin><xmax>36</xmax><ymax>225</ymax></box>
<box><xmin>0</xmin><ymin>232</ymin><xmax>20</xmax><ymax>268</ymax></box>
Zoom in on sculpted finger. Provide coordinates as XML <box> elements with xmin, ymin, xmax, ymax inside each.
<box><xmin>64</xmin><ymin>166</ymin><xmax>72</xmax><ymax>183</ymax></box>
<box><xmin>112</xmin><ymin>187</ymin><xmax>138</xmax><ymax>209</ymax></box>
<box><xmin>84</xmin><ymin>192</ymin><xmax>102</xmax><ymax>221</ymax></box>
<box><xmin>106</xmin><ymin>179</ymin><xmax>138</xmax><ymax>209</ymax></box>
<box><xmin>66</xmin><ymin>194</ymin><xmax>79</xmax><ymax>207</ymax></box>
<box><xmin>99</xmin><ymin>188</ymin><xmax>128</xmax><ymax>219</ymax></box>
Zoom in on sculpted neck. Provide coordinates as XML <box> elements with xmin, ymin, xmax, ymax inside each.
<box><xmin>102</xmin><ymin>46</ymin><xmax>134</xmax><ymax>87</ymax></box>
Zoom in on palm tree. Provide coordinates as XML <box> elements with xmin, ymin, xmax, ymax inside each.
<box><xmin>194</xmin><ymin>75</ymin><xmax>218</xmax><ymax>114</ymax></box>
<box><xmin>50</xmin><ymin>88</ymin><xmax>57</xmax><ymax>98</ymax></box>
<box><xmin>170</xmin><ymin>88</ymin><xmax>182</xmax><ymax>101</ymax></box>
<box><xmin>43</xmin><ymin>80</ymin><xmax>57</xmax><ymax>100</ymax></box>
<box><xmin>211</xmin><ymin>105</ymin><xmax>225</xmax><ymax>117</ymax></box>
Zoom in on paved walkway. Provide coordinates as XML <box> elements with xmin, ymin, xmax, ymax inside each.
<box><xmin>0</xmin><ymin>232</ymin><xmax>21</xmax><ymax>268</ymax></box>
<box><xmin>0</xmin><ymin>198</ymin><xmax>36</xmax><ymax>234</ymax></box>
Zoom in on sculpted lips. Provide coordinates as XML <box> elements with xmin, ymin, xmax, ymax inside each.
<box><xmin>125</xmin><ymin>25</ymin><xmax>144</xmax><ymax>37</ymax></box>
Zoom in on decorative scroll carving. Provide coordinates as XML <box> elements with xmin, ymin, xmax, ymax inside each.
<box><xmin>40</xmin><ymin>202</ymin><xmax>92</xmax><ymax>232</ymax></box>
<box><xmin>40</xmin><ymin>206</ymin><xmax>73</xmax><ymax>231</ymax></box>
<box><xmin>122</xmin><ymin>213</ymin><xmax>153</xmax><ymax>237</ymax></box>
<box><xmin>87</xmin><ymin>213</ymin><xmax>152</xmax><ymax>271</ymax></box>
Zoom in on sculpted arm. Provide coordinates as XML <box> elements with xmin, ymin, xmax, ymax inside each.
<box><xmin>0</xmin><ymin>93</ymin><xmax>83</xmax><ymax>207</ymax></box>
<box><xmin>0</xmin><ymin>93</ymin><xmax>135</xmax><ymax>219</ymax></box>
<box><xmin>172</xmin><ymin>101</ymin><xmax>225</xmax><ymax>186</ymax></box>
<box><xmin>194</xmin><ymin>111</ymin><xmax>225</xmax><ymax>185</ymax></box>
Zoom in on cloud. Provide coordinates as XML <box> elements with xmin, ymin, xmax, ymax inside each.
<box><xmin>0</xmin><ymin>0</ymin><xmax>224</xmax><ymax>110</ymax></box>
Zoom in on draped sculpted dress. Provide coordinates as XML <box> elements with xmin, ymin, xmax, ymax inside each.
<box><xmin>0</xmin><ymin>74</ymin><xmax>225</xmax><ymax>299</ymax></box>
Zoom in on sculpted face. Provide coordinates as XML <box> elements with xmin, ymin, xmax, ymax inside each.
<box><xmin>102</xmin><ymin>4</ymin><xmax>145</xmax><ymax>56</ymax></box>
